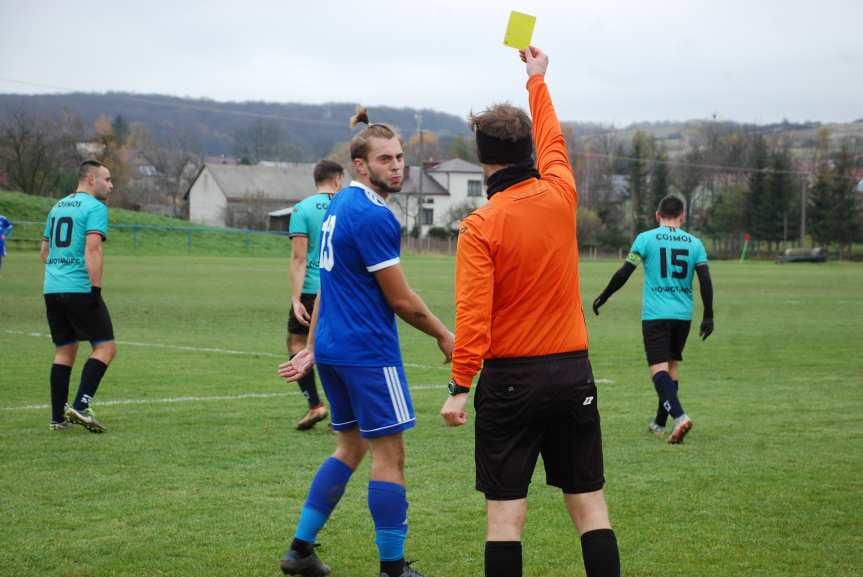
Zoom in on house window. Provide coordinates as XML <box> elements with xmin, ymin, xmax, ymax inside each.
<box><xmin>424</xmin><ymin>197</ymin><xmax>434</xmax><ymax>204</ymax></box>
<box><xmin>467</xmin><ymin>179</ymin><xmax>482</xmax><ymax>197</ymax></box>
<box><xmin>421</xmin><ymin>208</ymin><xmax>434</xmax><ymax>226</ymax></box>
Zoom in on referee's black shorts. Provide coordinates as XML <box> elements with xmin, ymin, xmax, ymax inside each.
<box><xmin>642</xmin><ymin>319</ymin><xmax>692</xmax><ymax>366</ymax></box>
<box><xmin>474</xmin><ymin>350</ymin><xmax>605</xmax><ymax>500</ymax></box>
<box><xmin>287</xmin><ymin>292</ymin><xmax>317</xmax><ymax>336</ymax></box>
<box><xmin>44</xmin><ymin>292</ymin><xmax>115</xmax><ymax>346</ymax></box>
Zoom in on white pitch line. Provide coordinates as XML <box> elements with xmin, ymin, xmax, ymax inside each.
<box><xmin>1</xmin><ymin>329</ymin><xmax>446</xmax><ymax>370</ymax></box>
<box><xmin>3</xmin><ymin>329</ymin><xmax>613</xmax><ymax>411</ymax></box>
<box><xmin>3</xmin><ymin>379</ymin><xmax>614</xmax><ymax>412</ymax></box>
<box><xmin>4</xmin><ymin>384</ymin><xmax>440</xmax><ymax>411</ymax></box>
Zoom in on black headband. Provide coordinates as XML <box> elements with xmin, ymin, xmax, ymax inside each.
<box><xmin>475</xmin><ymin>129</ymin><xmax>533</xmax><ymax>165</ymax></box>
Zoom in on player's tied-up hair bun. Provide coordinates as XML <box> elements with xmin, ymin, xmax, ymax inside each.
<box><xmin>350</xmin><ymin>106</ymin><xmax>370</xmax><ymax>128</ymax></box>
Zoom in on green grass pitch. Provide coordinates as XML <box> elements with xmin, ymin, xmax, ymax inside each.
<box><xmin>0</xmin><ymin>251</ymin><xmax>861</xmax><ymax>577</ymax></box>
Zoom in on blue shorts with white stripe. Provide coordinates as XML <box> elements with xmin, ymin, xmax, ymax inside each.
<box><xmin>317</xmin><ymin>363</ymin><xmax>415</xmax><ymax>438</ymax></box>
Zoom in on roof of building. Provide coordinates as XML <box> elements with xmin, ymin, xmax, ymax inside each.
<box><xmin>428</xmin><ymin>158</ymin><xmax>483</xmax><ymax>173</ymax></box>
<box><xmin>185</xmin><ymin>162</ymin><xmax>316</xmax><ymax>201</ymax></box>
<box><xmin>268</xmin><ymin>207</ymin><xmax>295</xmax><ymax>217</ymax></box>
<box><xmin>398</xmin><ymin>165</ymin><xmax>449</xmax><ymax>196</ymax></box>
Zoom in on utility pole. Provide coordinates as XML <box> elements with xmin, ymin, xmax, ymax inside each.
<box><xmin>800</xmin><ymin>178</ymin><xmax>807</xmax><ymax>247</ymax></box>
<box><xmin>415</xmin><ymin>112</ymin><xmax>424</xmax><ymax>237</ymax></box>
<box><xmin>584</xmin><ymin>140</ymin><xmax>591</xmax><ymax>208</ymax></box>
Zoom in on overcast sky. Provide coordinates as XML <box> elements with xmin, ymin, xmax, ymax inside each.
<box><xmin>1</xmin><ymin>0</ymin><xmax>860</xmax><ymax>125</ymax></box>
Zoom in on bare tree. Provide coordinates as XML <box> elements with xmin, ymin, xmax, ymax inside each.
<box><xmin>0</xmin><ymin>110</ymin><xmax>73</xmax><ymax>196</ymax></box>
<box><xmin>443</xmin><ymin>199</ymin><xmax>481</xmax><ymax>232</ymax></box>
<box><xmin>130</xmin><ymin>124</ymin><xmax>202</xmax><ymax>216</ymax></box>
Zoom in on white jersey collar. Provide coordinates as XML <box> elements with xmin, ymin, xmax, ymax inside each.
<box><xmin>350</xmin><ymin>180</ymin><xmax>386</xmax><ymax>207</ymax></box>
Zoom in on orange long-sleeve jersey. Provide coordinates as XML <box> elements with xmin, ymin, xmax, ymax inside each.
<box><xmin>450</xmin><ymin>74</ymin><xmax>587</xmax><ymax>388</ymax></box>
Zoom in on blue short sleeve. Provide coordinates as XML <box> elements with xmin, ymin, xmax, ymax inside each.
<box><xmin>357</xmin><ymin>210</ymin><xmax>401</xmax><ymax>272</ymax></box>
<box><xmin>288</xmin><ymin>202</ymin><xmax>309</xmax><ymax>237</ymax></box>
<box><xmin>86</xmin><ymin>202</ymin><xmax>108</xmax><ymax>239</ymax></box>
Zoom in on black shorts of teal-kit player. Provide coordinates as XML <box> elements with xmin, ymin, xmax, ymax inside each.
<box><xmin>45</xmin><ymin>292</ymin><xmax>115</xmax><ymax>346</ymax></box>
<box><xmin>642</xmin><ymin>319</ymin><xmax>691</xmax><ymax>366</ymax></box>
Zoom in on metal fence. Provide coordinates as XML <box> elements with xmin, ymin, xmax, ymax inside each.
<box><xmin>7</xmin><ymin>221</ymin><xmax>293</xmax><ymax>255</ymax></box>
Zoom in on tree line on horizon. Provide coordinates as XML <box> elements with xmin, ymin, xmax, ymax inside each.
<box><xmin>0</xmin><ymin>97</ymin><xmax>860</xmax><ymax>257</ymax></box>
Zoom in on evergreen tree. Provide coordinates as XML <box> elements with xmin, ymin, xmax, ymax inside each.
<box><xmin>676</xmin><ymin>146</ymin><xmax>703</xmax><ymax>225</ymax></box>
<box><xmin>629</xmin><ymin>132</ymin><xmax>649</xmax><ymax>237</ymax></box>
<box><xmin>746</xmin><ymin>135</ymin><xmax>769</xmax><ymax>240</ymax></box>
<box><xmin>764</xmin><ymin>146</ymin><xmax>795</xmax><ymax>245</ymax></box>
<box><xmin>649</xmin><ymin>144</ymin><xmax>670</xmax><ymax>213</ymax></box>
<box><xmin>832</xmin><ymin>144</ymin><xmax>859</xmax><ymax>256</ymax></box>
<box><xmin>112</xmin><ymin>114</ymin><xmax>130</xmax><ymax>146</ymax></box>
<box><xmin>808</xmin><ymin>156</ymin><xmax>833</xmax><ymax>248</ymax></box>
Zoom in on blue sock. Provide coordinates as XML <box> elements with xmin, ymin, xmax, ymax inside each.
<box><xmin>294</xmin><ymin>457</ymin><xmax>353</xmax><ymax>543</ymax></box>
<box><xmin>368</xmin><ymin>480</ymin><xmax>408</xmax><ymax>562</ymax></box>
<box><xmin>653</xmin><ymin>370</ymin><xmax>684</xmax><ymax>419</ymax></box>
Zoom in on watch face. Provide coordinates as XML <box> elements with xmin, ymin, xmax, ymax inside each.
<box><xmin>448</xmin><ymin>380</ymin><xmax>467</xmax><ymax>394</ymax></box>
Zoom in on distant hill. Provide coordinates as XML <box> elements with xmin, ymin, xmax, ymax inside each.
<box><xmin>1</xmin><ymin>92</ymin><xmax>860</xmax><ymax>163</ymax></box>
<box><xmin>0</xmin><ymin>92</ymin><xmax>471</xmax><ymax>161</ymax></box>
<box><xmin>563</xmin><ymin>117</ymin><xmax>863</xmax><ymax>165</ymax></box>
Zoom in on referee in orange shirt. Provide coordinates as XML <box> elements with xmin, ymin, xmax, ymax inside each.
<box><xmin>440</xmin><ymin>47</ymin><xmax>620</xmax><ymax>577</ymax></box>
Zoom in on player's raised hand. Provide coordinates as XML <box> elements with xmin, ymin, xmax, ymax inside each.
<box><xmin>440</xmin><ymin>393</ymin><xmax>468</xmax><ymax>427</ymax></box>
<box><xmin>278</xmin><ymin>348</ymin><xmax>315</xmax><ymax>381</ymax></box>
<box><xmin>699</xmin><ymin>317</ymin><xmax>714</xmax><ymax>341</ymax></box>
<box><xmin>519</xmin><ymin>45</ymin><xmax>548</xmax><ymax>77</ymax></box>
<box><xmin>292</xmin><ymin>297</ymin><xmax>311</xmax><ymax>327</ymax></box>
<box><xmin>438</xmin><ymin>330</ymin><xmax>454</xmax><ymax>363</ymax></box>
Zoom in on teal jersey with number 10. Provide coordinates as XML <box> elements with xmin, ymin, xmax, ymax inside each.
<box><xmin>42</xmin><ymin>192</ymin><xmax>108</xmax><ymax>294</ymax></box>
<box><xmin>629</xmin><ymin>226</ymin><xmax>708</xmax><ymax>321</ymax></box>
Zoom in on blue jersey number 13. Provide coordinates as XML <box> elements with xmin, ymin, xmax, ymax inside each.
<box><xmin>320</xmin><ymin>215</ymin><xmax>336</xmax><ymax>271</ymax></box>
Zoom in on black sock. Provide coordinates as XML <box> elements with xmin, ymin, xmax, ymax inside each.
<box><xmin>299</xmin><ymin>369</ymin><xmax>320</xmax><ymax>408</ymax></box>
<box><xmin>50</xmin><ymin>364</ymin><xmax>72</xmax><ymax>422</ymax></box>
<box><xmin>652</xmin><ymin>370</ymin><xmax>684</xmax><ymax>419</ymax></box>
<box><xmin>580</xmin><ymin>529</ymin><xmax>620</xmax><ymax>577</ymax></box>
<box><xmin>654</xmin><ymin>379</ymin><xmax>677</xmax><ymax>427</ymax></box>
<box><xmin>72</xmin><ymin>358</ymin><xmax>108</xmax><ymax>411</ymax></box>
<box><xmin>485</xmin><ymin>541</ymin><xmax>522</xmax><ymax>577</ymax></box>
<box><xmin>380</xmin><ymin>558</ymin><xmax>405</xmax><ymax>577</ymax></box>
<box><xmin>290</xmin><ymin>353</ymin><xmax>321</xmax><ymax>408</ymax></box>
<box><xmin>290</xmin><ymin>537</ymin><xmax>315</xmax><ymax>558</ymax></box>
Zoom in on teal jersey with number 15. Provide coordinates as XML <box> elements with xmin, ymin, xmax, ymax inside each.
<box><xmin>629</xmin><ymin>225</ymin><xmax>708</xmax><ymax>321</ymax></box>
<box><xmin>42</xmin><ymin>192</ymin><xmax>108</xmax><ymax>294</ymax></box>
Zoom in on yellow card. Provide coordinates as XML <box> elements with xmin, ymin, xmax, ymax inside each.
<box><xmin>503</xmin><ymin>11</ymin><xmax>536</xmax><ymax>50</ymax></box>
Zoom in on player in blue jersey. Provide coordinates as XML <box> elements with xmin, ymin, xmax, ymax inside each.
<box><xmin>40</xmin><ymin>160</ymin><xmax>117</xmax><ymax>433</ymax></box>
<box><xmin>288</xmin><ymin>160</ymin><xmax>344</xmax><ymax>430</ymax></box>
<box><xmin>0</xmin><ymin>214</ymin><xmax>12</xmax><ymax>273</ymax></box>
<box><xmin>592</xmin><ymin>195</ymin><xmax>714</xmax><ymax>444</ymax></box>
<box><xmin>277</xmin><ymin>109</ymin><xmax>454</xmax><ymax>577</ymax></box>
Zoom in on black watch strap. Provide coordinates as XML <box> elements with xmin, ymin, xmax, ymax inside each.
<box><xmin>448</xmin><ymin>379</ymin><xmax>470</xmax><ymax>395</ymax></box>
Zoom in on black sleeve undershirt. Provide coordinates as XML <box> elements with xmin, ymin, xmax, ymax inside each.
<box><xmin>599</xmin><ymin>261</ymin><xmax>637</xmax><ymax>300</ymax></box>
<box><xmin>695</xmin><ymin>263</ymin><xmax>714</xmax><ymax>318</ymax></box>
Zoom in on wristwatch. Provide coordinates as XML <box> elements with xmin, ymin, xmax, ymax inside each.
<box><xmin>447</xmin><ymin>379</ymin><xmax>470</xmax><ymax>396</ymax></box>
